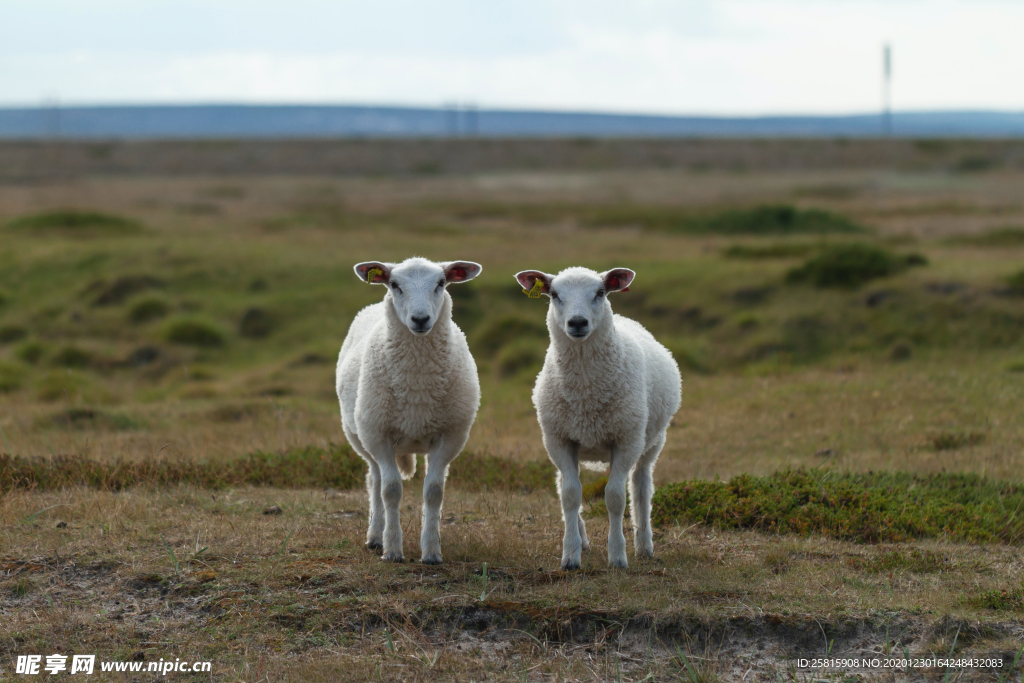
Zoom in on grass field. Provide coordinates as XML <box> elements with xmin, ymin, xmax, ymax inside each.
<box><xmin>2</xmin><ymin>140</ymin><xmax>1024</xmax><ymax>680</ymax></box>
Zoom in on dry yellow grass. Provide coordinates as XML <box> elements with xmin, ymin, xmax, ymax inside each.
<box><xmin>3</xmin><ymin>484</ymin><xmax>1023</xmax><ymax>681</ymax></box>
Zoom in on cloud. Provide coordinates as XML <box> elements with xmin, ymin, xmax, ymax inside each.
<box><xmin>1</xmin><ymin>0</ymin><xmax>1022</xmax><ymax>113</ymax></box>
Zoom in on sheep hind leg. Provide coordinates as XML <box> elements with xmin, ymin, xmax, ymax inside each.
<box><xmin>630</xmin><ymin>435</ymin><xmax>664</xmax><ymax>560</ymax></box>
<box><xmin>365</xmin><ymin>460</ymin><xmax>385</xmax><ymax>553</ymax></box>
<box><xmin>343</xmin><ymin>425</ymin><xmax>384</xmax><ymax>553</ymax></box>
<box><xmin>577</xmin><ymin>515</ymin><xmax>591</xmax><ymax>553</ymax></box>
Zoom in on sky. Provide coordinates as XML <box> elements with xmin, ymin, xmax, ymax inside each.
<box><xmin>1</xmin><ymin>0</ymin><xmax>1022</xmax><ymax>115</ymax></box>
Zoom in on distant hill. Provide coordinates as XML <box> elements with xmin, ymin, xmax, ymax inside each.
<box><xmin>1</xmin><ymin>104</ymin><xmax>1023</xmax><ymax>139</ymax></box>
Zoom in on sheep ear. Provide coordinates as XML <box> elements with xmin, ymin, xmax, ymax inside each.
<box><xmin>514</xmin><ymin>270</ymin><xmax>553</xmax><ymax>298</ymax></box>
<box><xmin>354</xmin><ymin>262</ymin><xmax>391</xmax><ymax>284</ymax></box>
<box><xmin>443</xmin><ymin>261</ymin><xmax>482</xmax><ymax>284</ymax></box>
<box><xmin>601</xmin><ymin>268</ymin><xmax>635</xmax><ymax>293</ymax></box>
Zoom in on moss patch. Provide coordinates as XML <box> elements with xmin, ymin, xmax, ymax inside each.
<box><xmin>651</xmin><ymin>469</ymin><xmax>1024</xmax><ymax>544</ymax></box>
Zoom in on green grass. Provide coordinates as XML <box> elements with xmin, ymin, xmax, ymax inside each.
<box><xmin>0</xmin><ymin>445</ymin><xmax>559</xmax><ymax>495</ymax></box>
<box><xmin>0</xmin><ymin>444</ymin><xmax>364</xmax><ymax>492</ymax></box>
<box><xmin>650</xmin><ymin>468</ymin><xmax>1024</xmax><ymax>544</ymax></box>
<box><xmin>6</xmin><ymin>209</ymin><xmax>144</xmax><ymax>235</ymax></box>
<box><xmin>8</xmin><ymin>443</ymin><xmax>1024</xmax><ymax>548</ymax></box>
<box><xmin>946</xmin><ymin>227</ymin><xmax>1024</xmax><ymax>248</ymax></box>
<box><xmin>721</xmin><ymin>243</ymin><xmax>817</xmax><ymax>259</ymax></box>
<box><xmin>0</xmin><ymin>361</ymin><xmax>24</xmax><ymax>393</ymax></box>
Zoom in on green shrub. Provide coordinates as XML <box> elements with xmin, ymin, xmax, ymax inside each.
<box><xmin>496</xmin><ymin>338</ymin><xmax>545</xmax><ymax>377</ymax></box>
<box><xmin>93</xmin><ymin>275</ymin><xmax>164</xmax><ymax>306</ymax></box>
<box><xmin>39</xmin><ymin>408</ymin><xmax>142</xmax><ymax>431</ymax></box>
<box><xmin>946</xmin><ymin>228</ymin><xmax>1024</xmax><ymax>248</ymax></box>
<box><xmin>584</xmin><ymin>204</ymin><xmax>863</xmax><ymax>236</ymax></box>
<box><xmin>930</xmin><ymin>431</ymin><xmax>986</xmax><ymax>451</ymax></box>
<box><xmin>163</xmin><ymin>318</ymin><xmax>226</xmax><ymax>347</ymax></box>
<box><xmin>472</xmin><ymin>315</ymin><xmax>547</xmax><ymax>354</ymax></box>
<box><xmin>0</xmin><ymin>325</ymin><xmax>28</xmax><ymax>343</ymax></box>
<box><xmin>786</xmin><ymin>244</ymin><xmax>927</xmax><ymax>289</ymax></box>
<box><xmin>973</xmin><ymin>587</ymin><xmax>1024</xmax><ymax>611</ymax></box>
<box><xmin>239</xmin><ymin>307</ymin><xmax>274</xmax><ymax>339</ymax></box>
<box><xmin>1007</xmin><ymin>270</ymin><xmax>1024</xmax><ymax>295</ymax></box>
<box><xmin>51</xmin><ymin>346</ymin><xmax>92</xmax><ymax>369</ymax></box>
<box><xmin>848</xmin><ymin>549</ymin><xmax>950</xmax><ymax>574</ymax></box>
<box><xmin>0</xmin><ymin>362</ymin><xmax>25</xmax><ymax>393</ymax></box>
<box><xmin>7</xmin><ymin>209</ymin><xmax>143</xmax><ymax>235</ymax></box>
<box><xmin>650</xmin><ymin>469</ymin><xmax>1024</xmax><ymax>544</ymax></box>
<box><xmin>15</xmin><ymin>340</ymin><xmax>45</xmax><ymax>365</ymax></box>
<box><xmin>128</xmin><ymin>296</ymin><xmax>170</xmax><ymax>323</ymax></box>
<box><xmin>694</xmin><ymin>205</ymin><xmax>862</xmax><ymax>236</ymax></box>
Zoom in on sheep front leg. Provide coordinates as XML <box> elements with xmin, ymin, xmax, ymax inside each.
<box><xmin>607</xmin><ymin>445</ymin><xmax>641</xmax><ymax>568</ymax></box>
<box><xmin>368</xmin><ymin>444</ymin><xmax>404</xmax><ymax>562</ymax></box>
<box><xmin>421</xmin><ymin>434</ymin><xmax>464</xmax><ymax>564</ymax></box>
<box><xmin>546</xmin><ymin>436</ymin><xmax>584</xmax><ymax>570</ymax></box>
<box><xmin>365</xmin><ymin>460</ymin><xmax>385</xmax><ymax>552</ymax></box>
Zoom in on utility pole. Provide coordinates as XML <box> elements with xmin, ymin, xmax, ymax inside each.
<box><xmin>882</xmin><ymin>43</ymin><xmax>892</xmax><ymax>137</ymax></box>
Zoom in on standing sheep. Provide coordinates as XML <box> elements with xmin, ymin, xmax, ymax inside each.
<box><xmin>515</xmin><ymin>267</ymin><xmax>681</xmax><ymax>570</ymax></box>
<box><xmin>337</xmin><ymin>257</ymin><xmax>482</xmax><ymax>563</ymax></box>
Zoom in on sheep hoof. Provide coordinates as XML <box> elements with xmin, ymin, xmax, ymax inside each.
<box><xmin>366</xmin><ymin>541</ymin><xmax>383</xmax><ymax>553</ymax></box>
<box><xmin>560</xmin><ymin>559</ymin><xmax>581</xmax><ymax>571</ymax></box>
<box><xmin>420</xmin><ymin>554</ymin><xmax>443</xmax><ymax>565</ymax></box>
<box><xmin>609</xmin><ymin>557</ymin><xmax>629</xmax><ymax>569</ymax></box>
<box><xmin>381</xmin><ymin>552</ymin><xmax>404</xmax><ymax>563</ymax></box>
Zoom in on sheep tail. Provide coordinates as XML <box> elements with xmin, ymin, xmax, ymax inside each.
<box><xmin>396</xmin><ymin>453</ymin><xmax>417</xmax><ymax>480</ymax></box>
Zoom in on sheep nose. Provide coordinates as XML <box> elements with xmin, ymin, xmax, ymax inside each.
<box><xmin>567</xmin><ymin>316</ymin><xmax>589</xmax><ymax>334</ymax></box>
<box><xmin>411</xmin><ymin>315</ymin><xmax>431</xmax><ymax>329</ymax></box>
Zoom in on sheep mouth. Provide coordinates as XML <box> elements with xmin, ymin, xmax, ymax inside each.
<box><xmin>410</xmin><ymin>326</ymin><xmax>433</xmax><ymax>335</ymax></box>
<box><xmin>566</xmin><ymin>330</ymin><xmax>590</xmax><ymax>340</ymax></box>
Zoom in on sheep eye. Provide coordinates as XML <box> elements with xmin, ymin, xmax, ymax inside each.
<box><xmin>596</xmin><ymin>290</ymin><xmax>605</xmax><ymax>298</ymax></box>
<box><xmin>437</xmin><ymin>279</ymin><xmax>445</xmax><ymax>289</ymax></box>
<box><xmin>391</xmin><ymin>282</ymin><xmax>401</xmax><ymax>293</ymax></box>
<box><xmin>550</xmin><ymin>291</ymin><xmax>559</xmax><ymax>300</ymax></box>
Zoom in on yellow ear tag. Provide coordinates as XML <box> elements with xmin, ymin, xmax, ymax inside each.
<box><xmin>523</xmin><ymin>278</ymin><xmax>545</xmax><ymax>298</ymax></box>
<box><xmin>366</xmin><ymin>267</ymin><xmax>383</xmax><ymax>283</ymax></box>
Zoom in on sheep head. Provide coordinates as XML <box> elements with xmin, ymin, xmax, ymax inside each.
<box><xmin>515</xmin><ymin>267</ymin><xmax>634</xmax><ymax>342</ymax></box>
<box><xmin>355</xmin><ymin>258</ymin><xmax>482</xmax><ymax>335</ymax></box>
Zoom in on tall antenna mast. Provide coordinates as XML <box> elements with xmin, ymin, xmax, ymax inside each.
<box><xmin>882</xmin><ymin>43</ymin><xmax>892</xmax><ymax>137</ymax></box>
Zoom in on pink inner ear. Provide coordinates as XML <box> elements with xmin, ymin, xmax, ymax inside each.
<box><xmin>449</xmin><ymin>266</ymin><xmax>467</xmax><ymax>281</ymax></box>
<box><xmin>607</xmin><ymin>276</ymin><xmax>621</xmax><ymax>290</ymax></box>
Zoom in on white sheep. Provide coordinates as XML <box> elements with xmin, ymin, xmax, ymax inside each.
<box><xmin>337</xmin><ymin>257</ymin><xmax>482</xmax><ymax>563</ymax></box>
<box><xmin>514</xmin><ymin>266</ymin><xmax>681</xmax><ymax>569</ymax></box>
